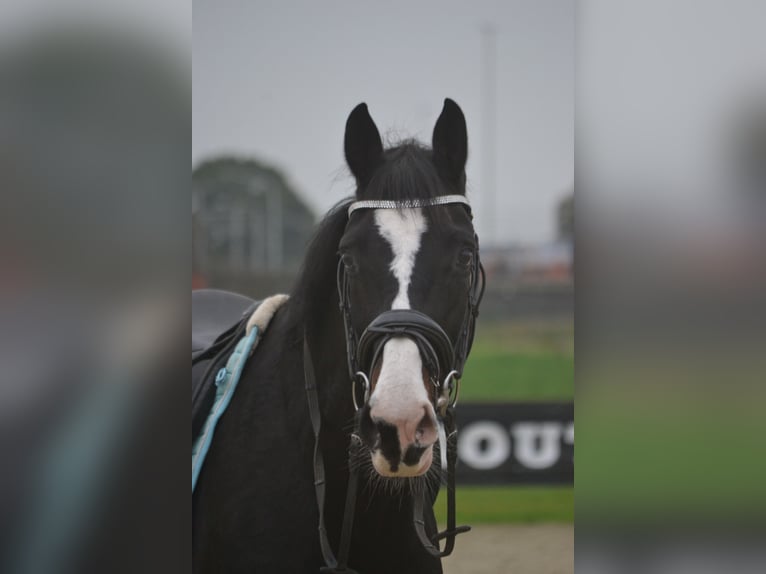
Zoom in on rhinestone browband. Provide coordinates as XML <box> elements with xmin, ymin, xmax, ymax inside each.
<box><xmin>347</xmin><ymin>194</ymin><xmax>471</xmax><ymax>217</ymax></box>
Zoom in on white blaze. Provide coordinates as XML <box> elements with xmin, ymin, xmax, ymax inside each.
<box><xmin>370</xmin><ymin>208</ymin><xmax>434</xmax><ymax>466</ymax></box>
<box><xmin>374</xmin><ymin>208</ymin><xmax>427</xmax><ymax>309</ymax></box>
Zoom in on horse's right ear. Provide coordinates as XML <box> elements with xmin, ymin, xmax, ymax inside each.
<box><xmin>344</xmin><ymin>103</ymin><xmax>384</xmax><ymax>192</ymax></box>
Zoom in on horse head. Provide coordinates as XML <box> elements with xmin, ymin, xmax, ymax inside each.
<box><xmin>338</xmin><ymin>99</ymin><xmax>483</xmax><ymax>479</ymax></box>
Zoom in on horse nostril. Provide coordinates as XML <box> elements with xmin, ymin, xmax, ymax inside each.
<box><xmin>415</xmin><ymin>408</ymin><xmax>437</xmax><ymax>446</ymax></box>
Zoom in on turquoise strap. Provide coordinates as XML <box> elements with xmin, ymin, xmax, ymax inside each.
<box><xmin>192</xmin><ymin>326</ymin><xmax>259</xmax><ymax>492</ymax></box>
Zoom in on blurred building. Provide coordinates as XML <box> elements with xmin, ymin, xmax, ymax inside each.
<box><xmin>192</xmin><ymin>157</ymin><xmax>315</xmax><ymax>295</ymax></box>
<box><xmin>482</xmin><ymin>242</ymin><xmax>573</xmax><ymax>285</ymax></box>
<box><xmin>478</xmin><ymin>242</ymin><xmax>573</xmax><ymax>322</ymax></box>
<box><xmin>482</xmin><ymin>193</ymin><xmax>574</xmax><ymax>286</ymax></box>
<box><xmin>477</xmin><ymin>193</ymin><xmax>574</xmax><ymax>321</ymax></box>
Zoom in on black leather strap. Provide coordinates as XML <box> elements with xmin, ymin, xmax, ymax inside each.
<box><xmin>357</xmin><ymin>309</ymin><xmax>455</xmax><ymax>382</ymax></box>
<box><xmin>337</xmin><ymin>260</ymin><xmax>361</xmax><ymax>379</ymax></box>
<box><xmin>333</xmin><ymin>456</ymin><xmax>359</xmax><ymax>573</ymax></box>
<box><xmin>412</xmin><ymin>408</ymin><xmax>471</xmax><ymax>558</ymax></box>
<box><xmin>453</xmin><ymin>257</ymin><xmax>485</xmax><ymax>377</ymax></box>
<box><xmin>304</xmin><ymin>336</ymin><xmax>360</xmax><ymax>574</ymax></box>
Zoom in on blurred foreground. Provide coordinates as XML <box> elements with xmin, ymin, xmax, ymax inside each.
<box><xmin>0</xmin><ymin>6</ymin><xmax>189</xmax><ymax>573</ymax></box>
<box><xmin>577</xmin><ymin>1</ymin><xmax>766</xmax><ymax>572</ymax></box>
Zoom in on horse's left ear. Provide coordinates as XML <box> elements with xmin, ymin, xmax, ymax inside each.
<box><xmin>432</xmin><ymin>98</ymin><xmax>468</xmax><ymax>189</ymax></box>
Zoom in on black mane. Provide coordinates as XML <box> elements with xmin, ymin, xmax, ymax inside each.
<box><xmin>287</xmin><ymin>197</ymin><xmax>351</xmax><ymax>333</ymax></box>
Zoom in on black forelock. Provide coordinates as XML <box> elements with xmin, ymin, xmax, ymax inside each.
<box><xmin>363</xmin><ymin>140</ymin><xmax>462</xmax><ymax>202</ymax></box>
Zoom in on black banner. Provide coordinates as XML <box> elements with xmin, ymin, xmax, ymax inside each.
<box><xmin>454</xmin><ymin>403</ymin><xmax>573</xmax><ymax>485</ymax></box>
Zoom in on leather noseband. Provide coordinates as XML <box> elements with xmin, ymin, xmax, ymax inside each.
<box><xmin>356</xmin><ymin>309</ymin><xmax>455</xmax><ymax>386</ymax></box>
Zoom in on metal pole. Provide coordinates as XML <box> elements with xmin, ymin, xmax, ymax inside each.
<box><xmin>481</xmin><ymin>24</ymin><xmax>497</xmax><ymax>246</ymax></box>
<box><xmin>266</xmin><ymin>187</ymin><xmax>283</xmax><ymax>271</ymax></box>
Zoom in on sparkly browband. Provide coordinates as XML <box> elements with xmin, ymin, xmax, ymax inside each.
<box><xmin>347</xmin><ymin>194</ymin><xmax>471</xmax><ymax>217</ymax></box>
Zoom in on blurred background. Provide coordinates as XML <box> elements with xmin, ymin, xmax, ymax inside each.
<box><xmin>577</xmin><ymin>2</ymin><xmax>766</xmax><ymax>573</ymax></box>
<box><xmin>193</xmin><ymin>2</ymin><xmax>574</xmax><ymax>573</ymax></box>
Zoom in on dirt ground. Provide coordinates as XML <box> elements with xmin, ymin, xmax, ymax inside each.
<box><xmin>442</xmin><ymin>524</ymin><xmax>573</xmax><ymax>574</ymax></box>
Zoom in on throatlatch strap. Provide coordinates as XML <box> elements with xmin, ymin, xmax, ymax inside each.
<box><xmin>304</xmin><ymin>337</ymin><xmax>360</xmax><ymax>574</ymax></box>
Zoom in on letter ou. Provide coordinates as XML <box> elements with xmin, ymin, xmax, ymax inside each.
<box><xmin>457</xmin><ymin>422</ymin><xmax>510</xmax><ymax>470</ymax></box>
<box><xmin>511</xmin><ymin>423</ymin><xmax>562</xmax><ymax>469</ymax></box>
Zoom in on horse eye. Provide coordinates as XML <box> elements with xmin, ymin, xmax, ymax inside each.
<box><xmin>457</xmin><ymin>249</ymin><xmax>474</xmax><ymax>269</ymax></box>
<box><xmin>341</xmin><ymin>253</ymin><xmax>358</xmax><ymax>273</ymax></box>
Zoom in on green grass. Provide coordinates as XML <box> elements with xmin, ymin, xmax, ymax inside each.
<box><xmin>434</xmin><ymin>486</ymin><xmax>573</xmax><ymax>524</ymax></box>
<box><xmin>576</xmin><ymin>381</ymin><xmax>766</xmax><ymax>523</ymax></box>
<box><xmin>461</xmin><ymin>353</ymin><xmax>574</xmax><ymax>402</ymax></box>
<box><xmin>435</xmin><ymin>320</ymin><xmax>574</xmax><ymax>523</ymax></box>
<box><xmin>460</xmin><ymin>320</ymin><xmax>574</xmax><ymax>402</ymax></box>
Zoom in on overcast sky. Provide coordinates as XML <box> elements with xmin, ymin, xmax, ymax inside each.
<box><xmin>193</xmin><ymin>0</ymin><xmax>573</xmax><ymax>245</ymax></box>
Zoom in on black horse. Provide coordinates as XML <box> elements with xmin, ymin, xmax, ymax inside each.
<box><xmin>193</xmin><ymin>99</ymin><xmax>482</xmax><ymax>574</ymax></box>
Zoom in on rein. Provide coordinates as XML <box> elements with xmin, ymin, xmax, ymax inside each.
<box><xmin>304</xmin><ymin>195</ymin><xmax>485</xmax><ymax>573</ymax></box>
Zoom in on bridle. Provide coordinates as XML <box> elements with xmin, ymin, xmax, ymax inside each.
<box><xmin>341</xmin><ymin>196</ymin><xmax>485</xmax><ymax>418</ymax></box>
<box><xmin>303</xmin><ymin>194</ymin><xmax>485</xmax><ymax>573</ymax></box>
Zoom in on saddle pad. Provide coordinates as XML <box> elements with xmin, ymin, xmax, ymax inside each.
<box><xmin>192</xmin><ymin>326</ymin><xmax>259</xmax><ymax>492</ymax></box>
<box><xmin>191</xmin><ymin>292</ymin><xmax>289</xmax><ymax>491</ymax></box>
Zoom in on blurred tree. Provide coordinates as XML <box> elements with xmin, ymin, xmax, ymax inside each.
<box><xmin>736</xmin><ymin>106</ymin><xmax>766</xmax><ymax>199</ymax></box>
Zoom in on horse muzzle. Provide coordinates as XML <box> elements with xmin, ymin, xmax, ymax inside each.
<box><xmin>354</xmin><ymin>310</ymin><xmax>455</xmax><ymax>477</ymax></box>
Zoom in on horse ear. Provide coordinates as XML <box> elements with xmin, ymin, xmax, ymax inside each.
<box><xmin>432</xmin><ymin>98</ymin><xmax>468</xmax><ymax>188</ymax></box>
<box><xmin>344</xmin><ymin>103</ymin><xmax>384</xmax><ymax>191</ymax></box>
